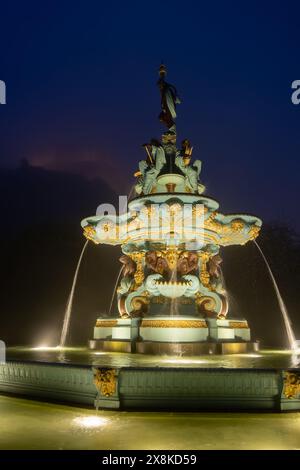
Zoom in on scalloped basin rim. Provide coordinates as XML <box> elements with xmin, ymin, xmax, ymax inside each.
<box><xmin>215</xmin><ymin>213</ymin><xmax>263</xmax><ymax>226</ymax></box>
<box><xmin>155</xmin><ymin>281</ymin><xmax>190</xmax><ymax>298</ymax></box>
<box><xmin>80</xmin><ymin>210</ymin><xmax>262</xmax><ymax>230</ymax></box>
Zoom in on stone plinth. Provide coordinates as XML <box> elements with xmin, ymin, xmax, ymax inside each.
<box><xmin>90</xmin><ymin>316</ymin><xmax>257</xmax><ymax>355</ymax></box>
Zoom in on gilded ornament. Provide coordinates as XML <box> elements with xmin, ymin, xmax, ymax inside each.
<box><xmin>231</xmin><ymin>219</ymin><xmax>245</xmax><ymax>232</ymax></box>
<box><xmin>196</xmin><ymin>295</ymin><xmax>217</xmax><ymax>312</ymax></box>
<box><xmin>198</xmin><ymin>252</ymin><xmax>211</xmax><ymax>287</ymax></box>
<box><xmin>164</xmin><ymin>247</ymin><xmax>179</xmax><ymax>270</ymax></box>
<box><xmin>249</xmin><ymin>225</ymin><xmax>261</xmax><ymax>240</ymax></box>
<box><xmin>228</xmin><ymin>321</ymin><xmax>248</xmax><ymax>329</ymax></box>
<box><xmin>128</xmin><ymin>252</ymin><xmax>145</xmax><ymax>286</ymax></box>
<box><xmin>192</xmin><ymin>205</ymin><xmax>206</xmax><ymax>219</ymax></box>
<box><xmin>96</xmin><ymin>320</ymin><xmax>118</xmax><ymax>327</ymax></box>
<box><xmin>283</xmin><ymin>371</ymin><xmax>300</xmax><ymax>399</ymax></box>
<box><xmin>130</xmin><ymin>295</ymin><xmax>149</xmax><ymax>313</ymax></box>
<box><xmin>141</xmin><ymin>319</ymin><xmax>207</xmax><ymax>328</ymax></box>
<box><xmin>94</xmin><ymin>368</ymin><xmax>117</xmax><ymax>397</ymax></box>
<box><xmin>83</xmin><ymin>225</ymin><xmax>96</xmax><ymax>241</ymax></box>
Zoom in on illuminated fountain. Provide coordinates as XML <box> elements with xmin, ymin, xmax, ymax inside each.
<box><xmin>81</xmin><ymin>65</ymin><xmax>262</xmax><ymax>355</ymax></box>
<box><xmin>0</xmin><ymin>66</ymin><xmax>299</xmax><ymax>413</ymax></box>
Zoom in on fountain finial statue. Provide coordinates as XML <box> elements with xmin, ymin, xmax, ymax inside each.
<box><xmin>158</xmin><ymin>63</ymin><xmax>181</xmax><ymax>133</ymax></box>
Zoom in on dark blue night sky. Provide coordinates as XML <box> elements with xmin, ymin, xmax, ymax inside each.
<box><xmin>1</xmin><ymin>1</ymin><xmax>300</xmax><ymax>228</ymax></box>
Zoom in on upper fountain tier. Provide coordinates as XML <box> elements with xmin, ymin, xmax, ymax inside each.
<box><xmin>81</xmin><ymin>192</ymin><xmax>262</xmax><ymax>248</ymax></box>
<box><xmin>81</xmin><ymin>65</ymin><xmax>262</xmax><ymax>248</ymax></box>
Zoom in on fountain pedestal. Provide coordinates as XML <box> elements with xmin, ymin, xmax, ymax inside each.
<box><xmin>89</xmin><ymin>316</ymin><xmax>258</xmax><ymax>355</ymax></box>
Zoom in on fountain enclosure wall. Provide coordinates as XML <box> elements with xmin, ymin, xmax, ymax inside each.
<box><xmin>81</xmin><ymin>65</ymin><xmax>262</xmax><ymax>355</ymax></box>
<box><xmin>1</xmin><ymin>361</ymin><xmax>300</xmax><ymax>411</ymax></box>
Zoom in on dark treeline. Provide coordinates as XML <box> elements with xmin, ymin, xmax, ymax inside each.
<box><xmin>0</xmin><ymin>163</ymin><xmax>120</xmax><ymax>346</ymax></box>
<box><xmin>0</xmin><ymin>164</ymin><xmax>299</xmax><ymax>348</ymax></box>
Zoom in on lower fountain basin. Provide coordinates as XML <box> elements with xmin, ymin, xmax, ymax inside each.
<box><xmin>1</xmin><ymin>348</ymin><xmax>300</xmax><ymax>412</ymax></box>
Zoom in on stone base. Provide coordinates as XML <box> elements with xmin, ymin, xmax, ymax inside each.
<box><xmin>136</xmin><ymin>340</ymin><xmax>258</xmax><ymax>355</ymax></box>
<box><xmin>89</xmin><ymin>339</ymin><xmax>135</xmax><ymax>353</ymax></box>
<box><xmin>89</xmin><ymin>339</ymin><xmax>259</xmax><ymax>355</ymax></box>
<box><xmin>91</xmin><ymin>316</ymin><xmax>254</xmax><ymax>355</ymax></box>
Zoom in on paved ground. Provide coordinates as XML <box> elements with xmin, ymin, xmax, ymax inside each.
<box><xmin>0</xmin><ymin>395</ymin><xmax>299</xmax><ymax>450</ymax></box>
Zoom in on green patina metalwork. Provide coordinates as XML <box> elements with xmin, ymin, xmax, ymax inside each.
<box><xmin>0</xmin><ymin>360</ymin><xmax>299</xmax><ymax>411</ymax></box>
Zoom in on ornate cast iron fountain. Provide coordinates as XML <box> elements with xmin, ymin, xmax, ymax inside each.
<box><xmin>82</xmin><ymin>65</ymin><xmax>262</xmax><ymax>354</ymax></box>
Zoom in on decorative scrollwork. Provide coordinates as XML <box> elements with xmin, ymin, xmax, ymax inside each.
<box><xmin>130</xmin><ymin>295</ymin><xmax>149</xmax><ymax>315</ymax></box>
<box><xmin>196</xmin><ymin>295</ymin><xmax>217</xmax><ymax>313</ymax></box>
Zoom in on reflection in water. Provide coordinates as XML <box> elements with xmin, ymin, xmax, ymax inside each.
<box><xmin>291</xmin><ymin>353</ymin><xmax>300</xmax><ymax>367</ymax></box>
<box><xmin>1</xmin><ymin>395</ymin><xmax>300</xmax><ymax>450</ymax></box>
<box><xmin>160</xmin><ymin>358</ymin><xmax>210</xmax><ymax>365</ymax></box>
<box><xmin>73</xmin><ymin>416</ymin><xmax>109</xmax><ymax>429</ymax></box>
<box><xmin>232</xmin><ymin>354</ymin><xmax>262</xmax><ymax>358</ymax></box>
<box><xmin>57</xmin><ymin>351</ymin><xmax>68</xmax><ymax>363</ymax></box>
<box><xmin>6</xmin><ymin>347</ymin><xmax>300</xmax><ymax>369</ymax></box>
